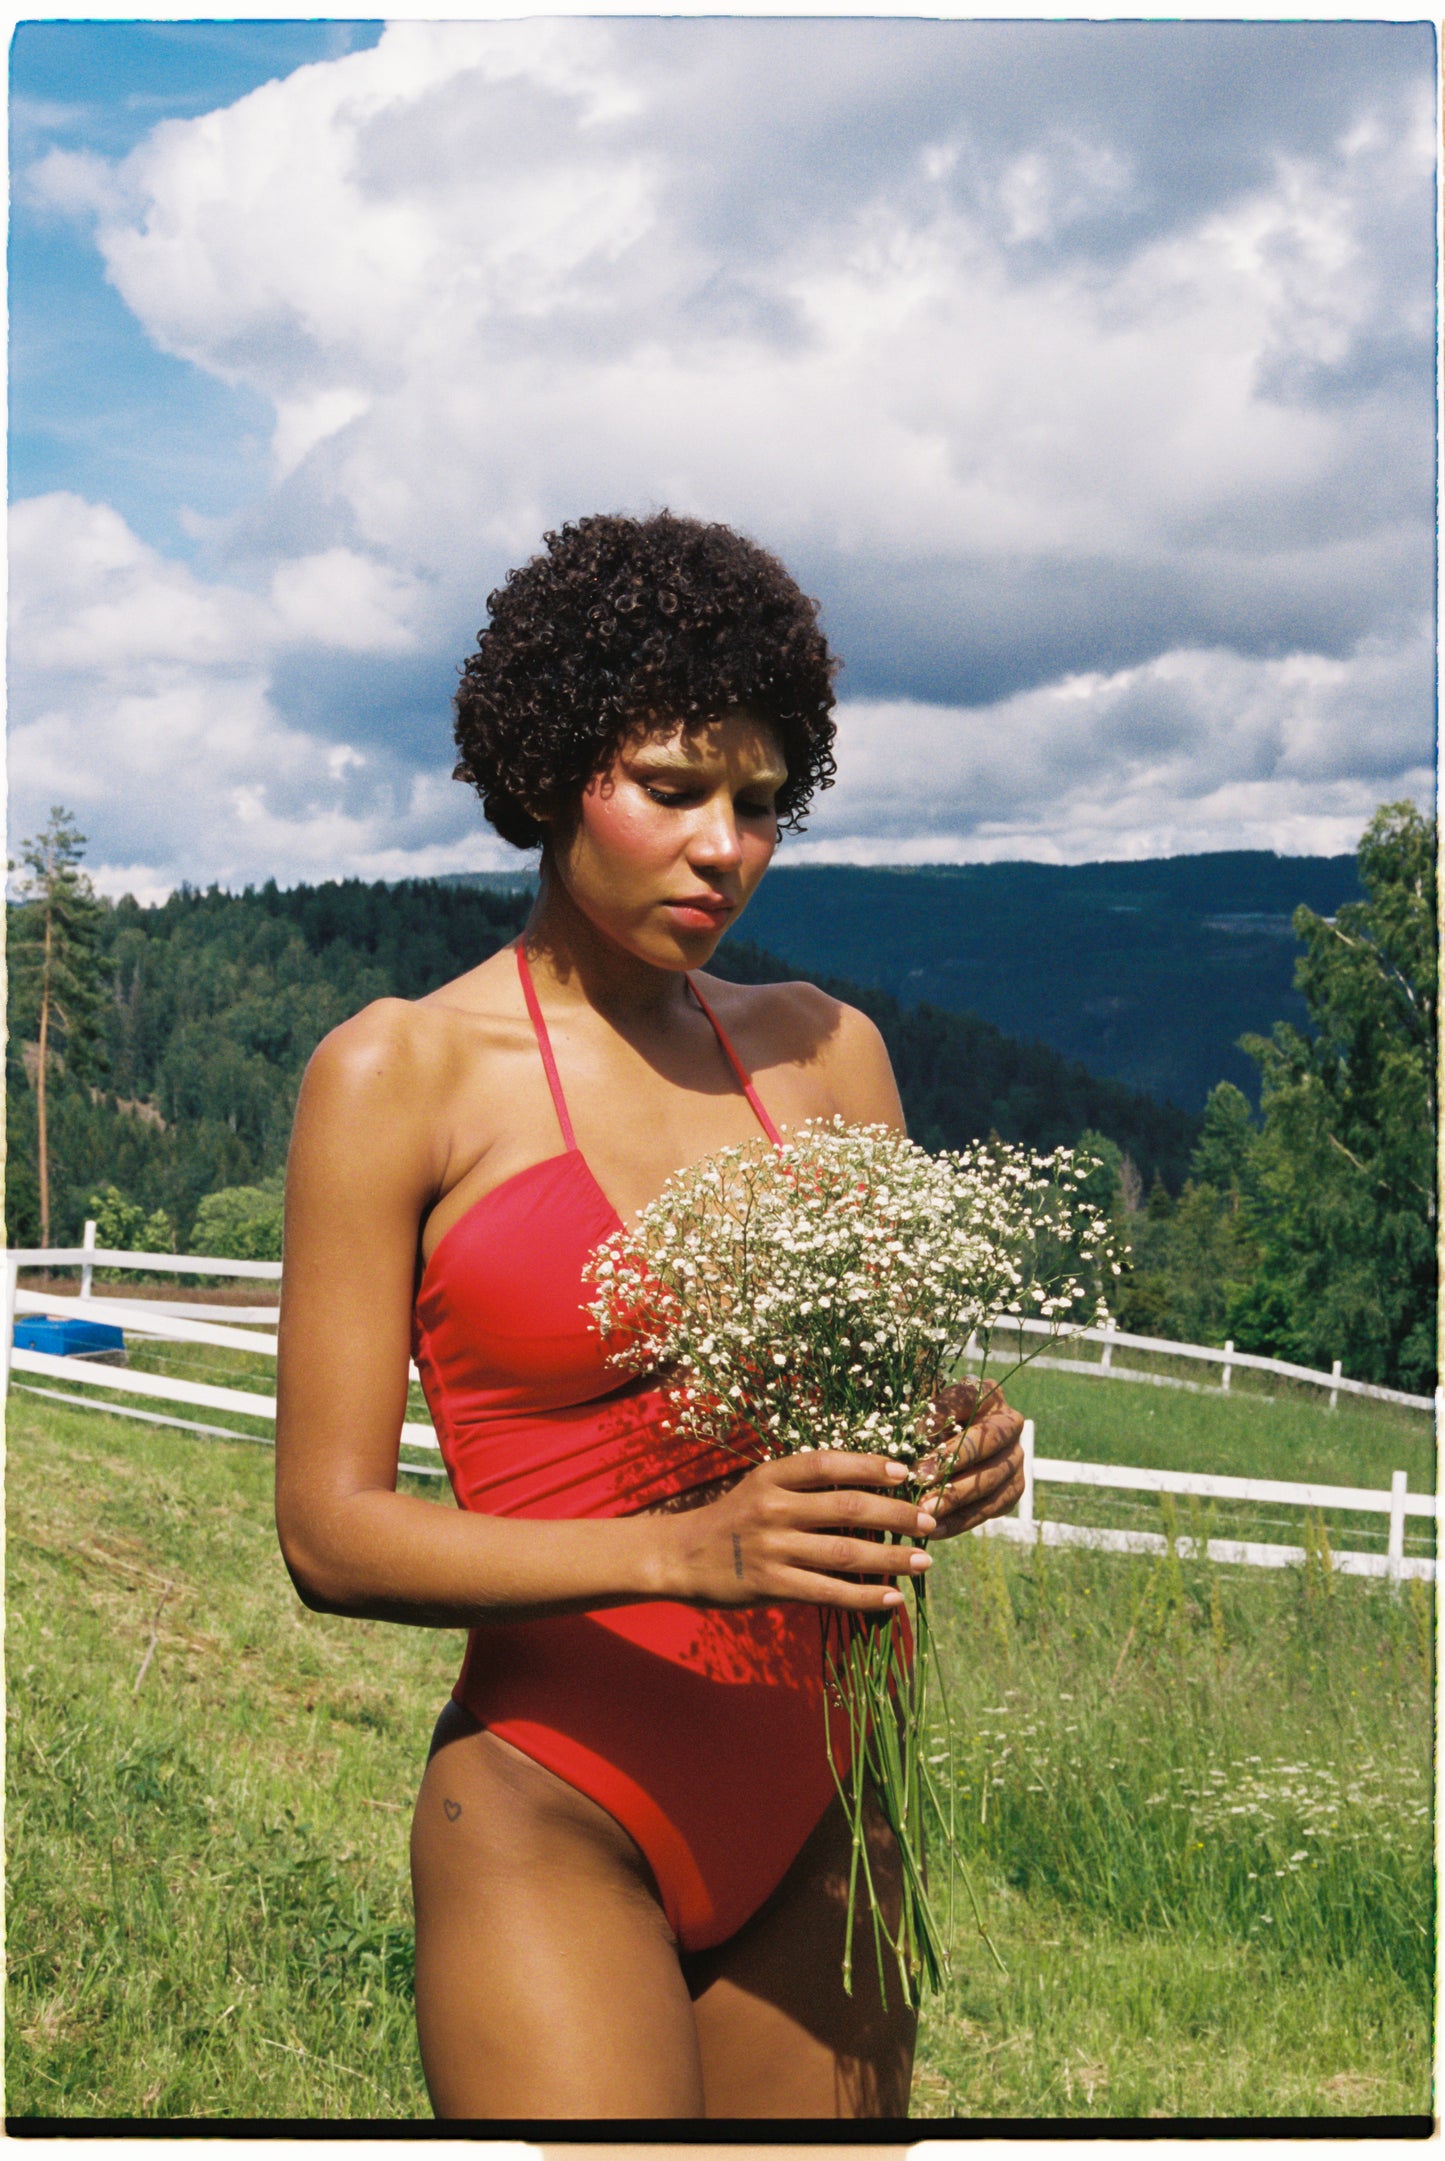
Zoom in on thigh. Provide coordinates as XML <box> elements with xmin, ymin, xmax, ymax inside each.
<box><xmin>683</xmin><ymin>1790</ymin><xmax>917</xmax><ymax>2119</ymax></box>
<box><xmin>411</xmin><ymin>1704</ymin><xmax>705</xmax><ymax>2120</ymax></box>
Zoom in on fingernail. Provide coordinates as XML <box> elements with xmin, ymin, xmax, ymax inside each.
<box><xmin>909</xmin><ymin>1550</ymin><xmax>933</xmax><ymax>1570</ymax></box>
<box><xmin>916</xmin><ymin>1511</ymin><xmax>937</xmax><ymax>1532</ymax></box>
<box><xmin>883</xmin><ymin>1589</ymin><xmax>906</xmax><ymax>1605</ymax></box>
<box><xmin>884</xmin><ymin>1462</ymin><xmax>909</xmax><ymax>1481</ymax></box>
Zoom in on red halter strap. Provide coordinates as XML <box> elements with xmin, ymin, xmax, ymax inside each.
<box><xmin>685</xmin><ymin>973</ymin><xmax>785</xmax><ymax>1148</ymax></box>
<box><xmin>514</xmin><ymin>940</ymin><xmax>783</xmax><ymax>1152</ymax></box>
<box><xmin>514</xmin><ymin>941</ymin><xmax>578</xmax><ymax>1153</ymax></box>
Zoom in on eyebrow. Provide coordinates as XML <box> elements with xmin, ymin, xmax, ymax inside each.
<box><xmin>629</xmin><ymin>750</ymin><xmax>788</xmax><ymax>787</ymax></box>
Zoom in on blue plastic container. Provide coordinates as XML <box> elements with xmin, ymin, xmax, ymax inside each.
<box><xmin>13</xmin><ymin>1315</ymin><xmax>125</xmax><ymax>1356</ymax></box>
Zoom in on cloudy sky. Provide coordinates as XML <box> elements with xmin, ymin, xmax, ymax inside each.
<box><xmin>8</xmin><ymin>16</ymin><xmax>1437</xmax><ymax>899</ymax></box>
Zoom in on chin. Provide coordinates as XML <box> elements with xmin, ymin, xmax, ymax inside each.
<box><xmin>638</xmin><ymin>915</ymin><xmax>731</xmax><ymax>970</ymax></box>
<box><xmin>657</xmin><ymin>928</ymin><xmax>728</xmax><ymax>968</ymax></box>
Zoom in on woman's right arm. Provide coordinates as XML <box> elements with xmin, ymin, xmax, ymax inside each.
<box><xmin>274</xmin><ymin>1005</ymin><xmax>932</xmax><ymax>1627</ymax></box>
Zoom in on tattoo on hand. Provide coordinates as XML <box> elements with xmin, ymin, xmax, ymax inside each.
<box><xmin>732</xmin><ymin>1533</ymin><xmax>744</xmax><ymax>1581</ymax></box>
<box><xmin>443</xmin><ymin>1798</ymin><xmax>462</xmax><ymax>1822</ymax></box>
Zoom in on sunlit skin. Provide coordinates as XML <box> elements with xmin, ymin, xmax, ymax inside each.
<box><xmin>550</xmin><ymin>713</ymin><xmax>788</xmax><ymax>969</ymax></box>
<box><xmin>275</xmin><ymin>710</ymin><xmax>1026</xmax><ymax>2119</ymax></box>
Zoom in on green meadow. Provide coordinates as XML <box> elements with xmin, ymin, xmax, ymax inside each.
<box><xmin>5</xmin><ymin>1367</ymin><xmax>1435</xmax><ymax>2121</ymax></box>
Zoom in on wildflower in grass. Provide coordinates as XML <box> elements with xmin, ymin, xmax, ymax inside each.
<box><xmin>586</xmin><ymin>1117</ymin><xmax>1119</xmax><ymax>2001</ymax></box>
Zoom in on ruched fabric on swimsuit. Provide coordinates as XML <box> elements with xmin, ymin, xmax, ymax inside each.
<box><xmin>411</xmin><ymin>942</ymin><xmax>846</xmax><ymax>1953</ymax></box>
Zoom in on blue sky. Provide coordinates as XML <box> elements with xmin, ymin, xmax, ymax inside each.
<box><xmin>11</xmin><ymin>23</ymin><xmax>384</xmax><ymax>552</ymax></box>
<box><xmin>7</xmin><ymin>18</ymin><xmax>1437</xmax><ymax>898</ymax></box>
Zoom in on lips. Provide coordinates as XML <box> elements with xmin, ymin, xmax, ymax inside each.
<box><xmin>667</xmin><ymin>895</ymin><xmax>732</xmax><ymax>916</ymax></box>
<box><xmin>665</xmin><ymin>895</ymin><xmax>734</xmax><ymax>926</ymax></box>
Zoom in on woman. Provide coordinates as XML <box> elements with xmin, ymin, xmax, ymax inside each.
<box><xmin>275</xmin><ymin>512</ymin><xmax>1025</xmax><ymax>2121</ymax></box>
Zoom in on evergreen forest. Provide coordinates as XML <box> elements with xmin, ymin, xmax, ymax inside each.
<box><xmin>733</xmin><ymin>851</ymin><xmax>1366</xmax><ymax>1112</ymax></box>
<box><xmin>6</xmin><ymin>801</ymin><xmax>1435</xmax><ymax>1391</ymax></box>
<box><xmin>5</xmin><ymin>871</ymin><xmax>1195</xmax><ymax>1255</ymax></box>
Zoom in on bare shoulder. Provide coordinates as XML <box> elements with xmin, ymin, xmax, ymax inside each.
<box><xmin>296</xmin><ymin>995</ymin><xmax>489</xmax><ymax>1173</ymax></box>
<box><xmin>692</xmin><ymin>972</ymin><xmax>903</xmax><ymax>1127</ymax></box>
<box><xmin>692</xmin><ymin>969</ymin><xmax>831</xmax><ymax>1045</ymax></box>
<box><xmin>302</xmin><ymin>995</ymin><xmax>452</xmax><ymax>1106</ymax></box>
<box><xmin>305</xmin><ymin>935</ymin><xmax>518</xmax><ymax>1098</ymax></box>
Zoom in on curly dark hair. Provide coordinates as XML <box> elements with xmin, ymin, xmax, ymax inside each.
<box><xmin>452</xmin><ymin>511</ymin><xmax>838</xmax><ymax>849</ymax></box>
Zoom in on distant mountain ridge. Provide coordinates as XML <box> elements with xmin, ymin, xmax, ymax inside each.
<box><xmin>3</xmin><ymin>876</ymin><xmax>1198</xmax><ymax>1248</ymax></box>
<box><xmin>439</xmin><ymin>852</ymin><xmax>1361</xmax><ymax>1112</ymax></box>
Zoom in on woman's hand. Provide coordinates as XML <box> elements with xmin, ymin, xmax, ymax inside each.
<box><xmin>658</xmin><ymin>1452</ymin><xmax>938</xmax><ymax>1612</ymax></box>
<box><xmin>913</xmin><ymin>1378</ymin><xmax>1026</xmax><ymax>1540</ymax></box>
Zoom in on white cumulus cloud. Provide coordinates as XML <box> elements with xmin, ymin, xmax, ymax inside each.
<box><xmin>10</xmin><ymin>20</ymin><xmax>1436</xmax><ymax>888</ymax></box>
<box><xmin>796</xmin><ymin>622</ymin><xmax>1436</xmax><ymax>865</ymax></box>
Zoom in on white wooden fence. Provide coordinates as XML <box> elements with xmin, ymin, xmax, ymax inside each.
<box><xmin>963</xmin><ymin>1314</ymin><xmax>1435</xmax><ymax>1413</ymax></box>
<box><xmin>3</xmin><ymin>1240</ymin><xmax>444</xmax><ymax>1479</ymax></box>
<box><xmin>981</xmin><ymin>1421</ymin><xmax>1436</xmax><ymax>1584</ymax></box>
<box><xmin>4</xmin><ymin>1240</ymin><xmax>1436</xmax><ymax>1580</ymax></box>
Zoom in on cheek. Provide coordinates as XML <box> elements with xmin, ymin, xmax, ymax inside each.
<box><xmin>741</xmin><ymin>822</ymin><xmax>779</xmax><ymax>880</ymax></box>
<box><xmin>576</xmin><ymin>782</ymin><xmax>670</xmax><ymax>870</ymax></box>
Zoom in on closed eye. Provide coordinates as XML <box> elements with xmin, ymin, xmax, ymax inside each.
<box><xmin>642</xmin><ymin>784</ymin><xmax>777</xmax><ymax>817</ymax></box>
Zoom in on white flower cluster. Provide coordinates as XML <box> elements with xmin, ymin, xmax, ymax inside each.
<box><xmin>1144</xmin><ymin>1755</ymin><xmax>1431</xmax><ymax>1844</ymax></box>
<box><xmin>586</xmin><ymin>1118</ymin><xmax>1121</xmax><ymax>1475</ymax></box>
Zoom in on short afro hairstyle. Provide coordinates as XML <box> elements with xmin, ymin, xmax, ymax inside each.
<box><xmin>452</xmin><ymin>511</ymin><xmax>838</xmax><ymax>850</ymax></box>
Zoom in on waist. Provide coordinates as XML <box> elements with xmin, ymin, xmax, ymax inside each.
<box><xmin>430</xmin><ymin>1381</ymin><xmax>749</xmax><ymax>1521</ymax></box>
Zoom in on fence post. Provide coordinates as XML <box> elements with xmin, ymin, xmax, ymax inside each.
<box><xmin>1387</xmin><ymin>1470</ymin><xmax>1408</xmax><ymax>1585</ymax></box>
<box><xmin>1221</xmin><ymin>1339</ymin><xmax>1233</xmax><ymax>1393</ymax></box>
<box><xmin>1017</xmin><ymin>1418</ymin><xmax>1035</xmax><ymax>1525</ymax></box>
<box><xmin>2</xmin><ymin>1256</ymin><xmax>17</xmax><ymax>1398</ymax></box>
<box><xmin>1100</xmin><ymin>1320</ymin><xmax>1115</xmax><ymax>1372</ymax></box>
<box><xmin>1329</xmin><ymin>1358</ymin><xmax>1341</xmax><ymax>1411</ymax></box>
<box><xmin>81</xmin><ymin>1217</ymin><xmax>96</xmax><ymax>1302</ymax></box>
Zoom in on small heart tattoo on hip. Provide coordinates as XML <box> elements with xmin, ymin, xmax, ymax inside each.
<box><xmin>443</xmin><ymin>1798</ymin><xmax>462</xmax><ymax>1822</ymax></box>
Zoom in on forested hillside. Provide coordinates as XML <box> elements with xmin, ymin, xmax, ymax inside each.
<box><xmin>732</xmin><ymin>854</ymin><xmax>1366</xmax><ymax>1111</ymax></box>
<box><xmin>4</xmin><ymin>876</ymin><xmax>1196</xmax><ymax>1250</ymax></box>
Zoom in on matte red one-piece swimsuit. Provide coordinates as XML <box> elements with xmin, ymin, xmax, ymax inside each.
<box><xmin>411</xmin><ymin>942</ymin><xmax>844</xmax><ymax>1953</ymax></box>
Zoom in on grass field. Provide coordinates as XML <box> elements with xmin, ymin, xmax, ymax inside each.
<box><xmin>5</xmin><ymin>1371</ymin><xmax>1435</xmax><ymax>2122</ymax></box>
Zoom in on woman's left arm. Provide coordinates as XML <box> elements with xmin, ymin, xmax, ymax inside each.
<box><xmin>822</xmin><ymin>994</ymin><xmax>1026</xmax><ymax>1541</ymax></box>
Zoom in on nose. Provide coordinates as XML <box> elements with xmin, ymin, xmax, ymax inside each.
<box><xmin>690</xmin><ymin>791</ymin><xmax>744</xmax><ymax>872</ymax></box>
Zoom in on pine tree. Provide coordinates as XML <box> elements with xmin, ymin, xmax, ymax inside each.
<box><xmin>1238</xmin><ymin>801</ymin><xmax>1436</xmax><ymax>1389</ymax></box>
<box><xmin>9</xmin><ymin>807</ymin><xmax>108</xmax><ymax>1246</ymax></box>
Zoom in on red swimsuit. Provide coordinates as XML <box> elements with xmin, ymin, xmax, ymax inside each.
<box><xmin>411</xmin><ymin>944</ymin><xmax>842</xmax><ymax>1952</ymax></box>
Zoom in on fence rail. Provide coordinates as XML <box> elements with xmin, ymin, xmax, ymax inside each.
<box><xmin>14</xmin><ymin>1289</ymin><xmax>276</xmax><ymax>1358</ymax></box>
<box><xmin>4</xmin><ymin>1243</ymin><xmax>439</xmax><ymax>1472</ymax></box>
<box><xmin>11</xmin><ymin>1236</ymin><xmax>1436</xmax><ymax>1410</ymax></box>
<box><xmin>980</xmin><ymin>1513</ymin><xmax>1435</xmax><ymax>1584</ymax></box>
<box><xmin>5</xmin><ymin>1243</ymin><xmax>1434</xmax><ymax>1584</ymax></box>
<box><xmin>1010</xmin><ymin>1424</ymin><xmax>1434</xmax><ymax>1583</ymax></box>
<box><xmin>9</xmin><ymin>1245</ymin><xmax>283</xmax><ymax>1278</ymax></box>
<box><xmin>970</xmin><ymin>1314</ymin><xmax>1434</xmax><ymax>1411</ymax></box>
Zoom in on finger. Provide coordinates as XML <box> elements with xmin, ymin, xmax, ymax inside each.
<box><xmin>763</xmin><ymin>1450</ymin><xmax>913</xmax><ymax>1490</ymax></box>
<box><xmin>930</xmin><ymin>1448</ymin><xmax>1021</xmax><ymax>1516</ymax></box>
<box><xmin>791</xmin><ymin>1488</ymin><xmax>938</xmax><ymax>1539</ymax></box>
<box><xmin>767</xmin><ymin>1564</ymin><xmax>917</xmax><ymax>1614</ymax></box>
<box><xmin>934</xmin><ymin>1407</ymin><xmax>1024</xmax><ymax>1481</ymax></box>
<box><xmin>942</xmin><ymin>1424</ymin><xmax>986</xmax><ymax>1472</ymax></box>
<box><xmin>927</xmin><ymin>1377</ymin><xmax>1009</xmax><ymax>1434</ymax></box>
<box><xmin>787</xmin><ymin>1531</ymin><xmax>935</xmax><ymax>1578</ymax></box>
<box><xmin>950</xmin><ymin>1465</ymin><xmax>1027</xmax><ymax>1534</ymax></box>
<box><xmin>925</xmin><ymin>1377</ymin><xmax>981</xmax><ymax>1434</ymax></box>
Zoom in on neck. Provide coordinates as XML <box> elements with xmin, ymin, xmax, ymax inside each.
<box><xmin>520</xmin><ymin>854</ymin><xmax>697</xmax><ymax>1026</ymax></box>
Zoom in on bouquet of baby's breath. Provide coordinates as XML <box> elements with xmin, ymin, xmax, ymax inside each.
<box><xmin>585</xmin><ymin>1118</ymin><xmax>1121</xmax><ymax>2001</ymax></box>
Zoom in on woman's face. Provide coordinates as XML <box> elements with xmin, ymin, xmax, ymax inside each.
<box><xmin>548</xmin><ymin>711</ymin><xmax>787</xmax><ymax>969</ymax></box>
